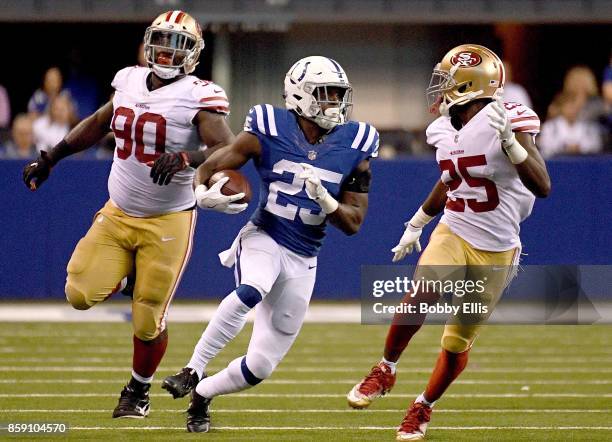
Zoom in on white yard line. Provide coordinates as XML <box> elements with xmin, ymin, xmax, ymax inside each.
<box><xmin>1</xmin><ymin>393</ymin><xmax>610</xmax><ymax>398</ymax></box>
<box><xmin>1</xmin><ymin>408</ymin><xmax>610</xmax><ymax>414</ymax></box>
<box><xmin>0</xmin><ymin>378</ymin><xmax>611</xmax><ymax>385</ymax></box>
<box><xmin>59</xmin><ymin>426</ymin><xmax>612</xmax><ymax>431</ymax></box>
<box><xmin>1</xmin><ymin>366</ymin><xmax>611</xmax><ymax>373</ymax></box>
<box><xmin>3</xmin><ymin>356</ymin><xmax>612</xmax><ymax>364</ymax></box>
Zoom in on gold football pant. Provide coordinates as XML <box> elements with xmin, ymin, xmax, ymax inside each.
<box><xmin>65</xmin><ymin>201</ymin><xmax>197</xmax><ymax>340</ymax></box>
<box><xmin>417</xmin><ymin>223</ymin><xmax>519</xmax><ymax>353</ymax></box>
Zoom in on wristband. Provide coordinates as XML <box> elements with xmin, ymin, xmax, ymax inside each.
<box><xmin>406</xmin><ymin>206</ymin><xmax>434</xmax><ymax>229</ymax></box>
<box><xmin>501</xmin><ymin>134</ymin><xmax>529</xmax><ymax>165</ymax></box>
<box><xmin>317</xmin><ymin>189</ymin><xmax>339</xmax><ymax>214</ymax></box>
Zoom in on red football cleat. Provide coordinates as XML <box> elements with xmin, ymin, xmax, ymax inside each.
<box><xmin>396</xmin><ymin>401</ymin><xmax>432</xmax><ymax>441</ymax></box>
<box><xmin>347</xmin><ymin>362</ymin><xmax>396</xmax><ymax>409</ymax></box>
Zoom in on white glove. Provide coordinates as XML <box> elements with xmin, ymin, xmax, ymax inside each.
<box><xmin>391</xmin><ymin>207</ymin><xmax>434</xmax><ymax>262</ymax></box>
<box><xmin>391</xmin><ymin>224</ymin><xmax>423</xmax><ymax>262</ymax></box>
<box><xmin>487</xmin><ymin>97</ymin><xmax>528</xmax><ymax>164</ymax></box>
<box><xmin>298</xmin><ymin>163</ymin><xmax>339</xmax><ymax>214</ymax></box>
<box><xmin>194</xmin><ymin>177</ymin><xmax>248</xmax><ymax>214</ymax></box>
<box><xmin>487</xmin><ymin>97</ymin><xmax>514</xmax><ymax>147</ymax></box>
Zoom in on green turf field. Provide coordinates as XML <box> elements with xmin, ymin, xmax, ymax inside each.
<box><xmin>0</xmin><ymin>322</ymin><xmax>610</xmax><ymax>441</ymax></box>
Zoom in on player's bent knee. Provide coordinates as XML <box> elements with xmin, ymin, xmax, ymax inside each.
<box><xmin>134</xmin><ymin>327</ymin><xmax>161</xmax><ymax>342</ymax></box>
<box><xmin>244</xmin><ymin>353</ymin><xmax>274</xmax><ymax>382</ymax></box>
<box><xmin>65</xmin><ymin>283</ymin><xmax>92</xmax><ymax>310</ymax></box>
<box><xmin>441</xmin><ymin>334</ymin><xmax>473</xmax><ymax>353</ymax></box>
<box><xmin>271</xmin><ymin>298</ymin><xmax>308</xmax><ymax>335</ymax></box>
<box><xmin>235</xmin><ymin>284</ymin><xmax>263</xmax><ymax>308</ymax></box>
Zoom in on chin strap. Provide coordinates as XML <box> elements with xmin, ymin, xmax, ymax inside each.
<box><xmin>151</xmin><ymin>65</ymin><xmax>182</xmax><ymax>80</ymax></box>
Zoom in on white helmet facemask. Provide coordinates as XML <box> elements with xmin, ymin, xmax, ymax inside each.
<box><xmin>284</xmin><ymin>56</ymin><xmax>353</xmax><ymax>130</ymax></box>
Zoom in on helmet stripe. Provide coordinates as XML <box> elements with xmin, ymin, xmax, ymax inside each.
<box><xmin>164</xmin><ymin>11</ymin><xmax>173</xmax><ymax>21</ymax></box>
<box><xmin>297</xmin><ymin>62</ymin><xmax>311</xmax><ymax>82</ymax></box>
<box><xmin>174</xmin><ymin>11</ymin><xmax>185</xmax><ymax>24</ymax></box>
<box><xmin>327</xmin><ymin>58</ymin><xmax>344</xmax><ymax>80</ymax></box>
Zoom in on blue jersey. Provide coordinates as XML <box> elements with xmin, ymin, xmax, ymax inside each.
<box><xmin>244</xmin><ymin>104</ymin><xmax>379</xmax><ymax>257</ymax></box>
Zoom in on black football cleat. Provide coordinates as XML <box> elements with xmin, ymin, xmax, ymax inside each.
<box><xmin>186</xmin><ymin>390</ymin><xmax>211</xmax><ymax>433</ymax></box>
<box><xmin>162</xmin><ymin>367</ymin><xmax>200</xmax><ymax>399</ymax></box>
<box><xmin>112</xmin><ymin>383</ymin><xmax>150</xmax><ymax>418</ymax></box>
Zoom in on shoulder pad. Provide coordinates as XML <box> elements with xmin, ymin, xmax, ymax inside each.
<box><xmin>349</xmin><ymin>121</ymin><xmax>379</xmax><ymax>158</ymax></box>
<box><xmin>504</xmin><ymin>102</ymin><xmax>540</xmax><ymax>134</ymax></box>
<box><xmin>190</xmin><ymin>79</ymin><xmax>230</xmax><ymax>115</ymax></box>
<box><xmin>244</xmin><ymin>104</ymin><xmax>279</xmax><ymax>136</ymax></box>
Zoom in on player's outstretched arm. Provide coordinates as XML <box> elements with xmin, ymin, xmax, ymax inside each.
<box><xmin>193</xmin><ymin>131</ymin><xmax>261</xmax><ymax>214</ymax></box>
<box><xmin>148</xmin><ymin>110</ymin><xmax>236</xmax><ymax>186</ymax></box>
<box><xmin>391</xmin><ymin>180</ymin><xmax>446</xmax><ymax>262</ymax></box>
<box><xmin>23</xmin><ymin>101</ymin><xmax>114</xmax><ymax>190</ymax></box>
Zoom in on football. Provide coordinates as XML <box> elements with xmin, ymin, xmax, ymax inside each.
<box><xmin>208</xmin><ymin>169</ymin><xmax>252</xmax><ymax>204</ymax></box>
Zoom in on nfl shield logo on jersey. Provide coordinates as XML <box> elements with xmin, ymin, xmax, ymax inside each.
<box><xmin>308</xmin><ymin>150</ymin><xmax>317</xmax><ymax>160</ymax></box>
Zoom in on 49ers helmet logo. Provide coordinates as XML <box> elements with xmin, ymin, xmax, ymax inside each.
<box><xmin>450</xmin><ymin>51</ymin><xmax>482</xmax><ymax>67</ymax></box>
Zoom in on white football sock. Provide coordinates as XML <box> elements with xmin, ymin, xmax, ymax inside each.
<box><xmin>187</xmin><ymin>291</ymin><xmax>251</xmax><ymax>379</ymax></box>
<box><xmin>381</xmin><ymin>357</ymin><xmax>397</xmax><ymax>374</ymax></box>
<box><xmin>415</xmin><ymin>392</ymin><xmax>435</xmax><ymax>407</ymax></box>
<box><xmin>131</xmin><ymin>370</ymin><xmax>153</xmax><ymax>384</ymax></box>
<box><xmin>195</xmin><ymin>357</ymin><xmax>251</xmax><ymax>398</ymax></box>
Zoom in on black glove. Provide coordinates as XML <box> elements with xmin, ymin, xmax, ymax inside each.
<box><xmin>149</xmin><ymin>152</ymin><xmax>190</xmax><ymax>186</ymax></box>
<box><xmin>23</xmin><ymin>150</ymin><xmax>54</xmax><ymax>191</ymax></box>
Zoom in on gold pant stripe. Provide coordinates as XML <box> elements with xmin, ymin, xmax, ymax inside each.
<box><xmin>158</xmin><ymin>209</ymin><xmax>197</xmax><ymax>332</ymax></box>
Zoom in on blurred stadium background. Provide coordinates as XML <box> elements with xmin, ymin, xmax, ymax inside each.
<box><xmin>0</xmin><ymin>1</ymin><xmax>611</xmax><ymax>440</ymax></box>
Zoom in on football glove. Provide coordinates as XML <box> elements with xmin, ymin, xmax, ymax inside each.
<box><xmin>23</xmin><ymin>150</ymin><xmax>53</xmax><ymax>191</ymax></box>
<box><xmin>194</xmin><ymin>177</ymin><xmax>248</xmax><ymax>214</ymax></box>
<box><xmin>487</xmin><ymin>98</ymin><xmax>528</xmax><ymax>164</ymax></box>
<box><xmin>391</xmin><ymin>207</ymin><xmax>434</xmax><ymax>262</ymax></box>
<box><xmin>487</xmin><ymin>97</ymin><xmax>514</xmax><ymax>145</ymax></box>
<box><xmin>391</xmin><ymin>224</ymin><xmax>423</xmax><ymax>262</ymax></box>
<box><xmin>148</xmin><ymin>152</ymin><xmax>191</xmax><ymax>185</ymax></box>
<box><xmin>298</xmin><ymin>163</ymin><xmax>338</xmax><ymax>214</ymax></box>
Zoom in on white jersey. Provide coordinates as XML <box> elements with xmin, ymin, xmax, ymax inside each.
<box><xmin>426</xmin><ymin>101</ymin><xmax>540</xmax><ymax>251</ymax></box>
<box><xmin>108</xmin><ymin>66</ymin><xmax>229</xmax><ymax>217</ymax></box>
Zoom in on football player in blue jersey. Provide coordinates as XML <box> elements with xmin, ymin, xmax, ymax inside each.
<box><xmin>161</xmin><ymin>56</ymin><xmax>379</xmax><ymax>432</ymax></box>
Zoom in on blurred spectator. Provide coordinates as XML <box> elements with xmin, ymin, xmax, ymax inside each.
<box><xmin>0</xmin><ymin>84</ymin><xmax>11</xmax><ymax>130</ymax></box>
<box><xmin>502</xmin><ymin>60</ymin><xmax>533</xmax><ymax>108</ymax></box>
<box><xmin>549</xmin><ymin>65</ymin><xmax>605</xmax><ymax>123</ymax></box>
<box><xmin>32</xmin><ymin>95</ymin><xmax>75</xmax><ymax>152</ymax></box>
<box><xmin>1</xmin><ymin>114</ymin><xmax>36</xmax><ymax>159</ymax></box>
<box><xmin>378</xmin><ymin>144</ymin><xmax>398</xmax><ymax>160</ymax></box>
<box><xmin>602</xmin><ymin>51</ymin><xmax>612</xmax><ymax>149</ymax></box>
<box><xmin>539</xmin><ymin>92</ymin><xmax>603</xmax><ymax>158</ymax></box>
<box><xmin>28</xmin><ymin>67</ymin><xmax>65</xmax><ymax>117</ymax></box>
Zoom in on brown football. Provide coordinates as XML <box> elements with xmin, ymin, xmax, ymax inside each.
<box><xmin>207</xmin><ymin>170</ymin><xmax>252</xmax><ymax>204</ymax></box>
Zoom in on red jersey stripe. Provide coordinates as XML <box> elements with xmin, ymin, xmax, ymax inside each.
<box><xmin>511</xmin><ymin>116</ymin><xmax>540</xmax><ymax>123</ymax></box>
